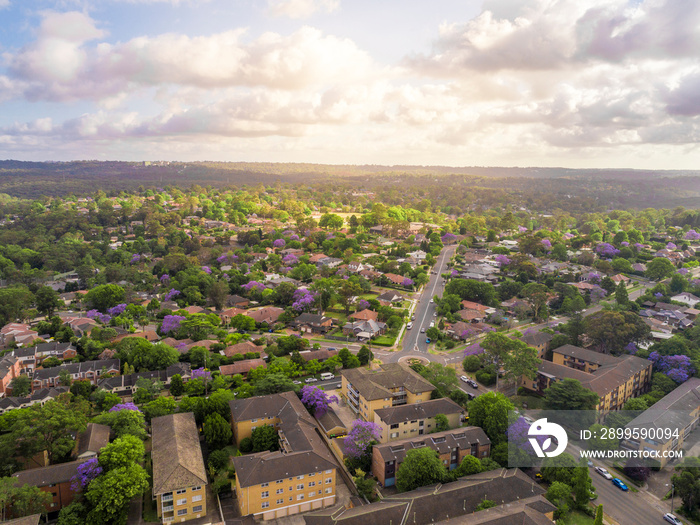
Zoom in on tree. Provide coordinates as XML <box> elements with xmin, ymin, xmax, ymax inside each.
<box><xmin>584</xmin><ymin>310</ymin><xmax>650</xmax><ymax>354</ymax></box>
<box><xmin>169</xmin><ymin>374</ymin><xmax>184</xmax><ymax>396</ymax></box>
<box><xmin>593</xmin><ymin>504</ymin><xmax>604</xmax><ymax>525</ymax></box>
<box><xmin>85</xmin><ymin>464</ymin><xmax>149</xmax><ymax>524</ymax></box>
<box><xmin>445</xmin><ymin>279</ymin><xmax>496</xmax><ymax>306</ymax></box>
<box><xmin>462</xmin><ymin>354</ymin><xmax>481</xmax><ymax>372</ymax></box>
<box><xmin>672</xmin><ymin>457</ymin><xmax>700</xmax><ymax>511</ymax></box>
<box><xmin>357</xmin><ymin>345</ymin><xmax>373</xmax><ymax>365</ymax></box>
<box><xmin>353</xmin><ymin>469</ymin><xmax>376</xmax><ymax>501</ymax></box>
<box><xmin>646</xmin><ymin>257</ymin><xmax>676</xmax><ymax>281</ymax></box>
<box><xmin>254</xmin><ymin>373</ymin><xmax>299</xmax><ymax>396</ymax></box>
<box><xmin>142</xmin><ymin>396</ymin><xmax>177</xmax><ymax>422</ymax></box>
<box><xmin>300</xmin><ymin>386</ymin><xmax>339</xmax><ymax>418</ymax></box>
<box><xmin>467</xmin><ymin>392</ymin><xmax>515</xmax><ymax>445</ymax></box>
<box><xmin>344</xmin><ymin>420</ymin><xmax>381</xmax><ymax>460</ymax></box>
<box><xmin>208</xmin><ymin>449</ymin><xmax>230</xmax><ymax>474</ymax></box>
<box><xmin>94</xmin><ymin>406</ymin><xmax>147</xmax><ymax>440</ymax></box>
<box><xmin>520</xmin><ymin>283</ymin><xmax>550</xmax><ymax>321</ymax></box>
<box><xmin>544</xmin><ymin>378</ymin><xmax>598</xmax><ymax>411</ymax></box>
<box><xmin>35</xmin><ymin>285</ymin><xmax>61</xmax><ymax>318</ymax></box>
<box><xmin>209</xmin><ymin>280</ymin><xmax>229</xmax><ymax>311</ymax></box>
<box><xmin>58</xmin><ymin>501</ymin><xmax>88</xmax><ymax>525</ymax></box>
<box><xmin>433</xmin><ymin>414</ymin><xmax>450</xmax><ymax>433</ymax></box>
<box><xmin>70</xmin><ymin>379</ymin><xmax>92</xmax><ymax>399</ymax></box>
<box><xmin>541</xmin><ymin>453</ymin><xmax>579</xmax><ymax>485</ymax></box>
<box><xmin>546</xmin><ymin>481</ymin><xmax>572</xmax><ymax>519</ymax></box>
<box><xmin>99</xmin><ymin>435</ymin><xmax>145</xmax><ymax>471</ymax></box>
<box><xmin>572</xmin><ymin>457</ymin><xmax>594</xmax><ymax>508</ymax></box>
<box><xmin>7</xmin><ymin>483</ymin><xmax>52</xmax><ymax>520</ymax></box>
<box><xmin>251</xmin><ymin>425</ymin><xmax>279</xmax><ymax>452</ymax></box>
<box><xmin>84</xmin><ymin>284</ymin><xmax>126</xmax><ymax>311</ymax></box>
<box><xmin>416</xmin><ymin>362</ymin><xmax>458</xmax><ymax>398</ymax></box>
<box><xmin>9</xmin><ymin>375</ymin><xmax>31</xmax><ymax>397</ymax></box>
<box><xmin>480</xmin><ymin>332</ymin><xmax>540</xmax><ymax>390</ymax></box>
<box><xmin>203</xmin><ymin>413</ymin><xmax>232</xmax><ymax>450</ymax></box>
<box><xmin>395</xmin><ymin>447</ymin><xmax>445</xmax><ymax>492</ymax></box>
<box><xmin>615</xmin><ymin>282</ymin><xmax>629</xmax><ymax>306</ymax></box>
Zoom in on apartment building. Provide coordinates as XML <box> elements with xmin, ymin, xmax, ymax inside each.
<box><xmin>373</xmin><ymin>398</ymin><xmax>465</xmax><ymax>443</ymax></box>
<box><xmin>621</xmin><ymin>377</ymin><xmax>700</xmax><ymax>466</ymax></box>
<box><xmin>340</xmin><ymin>363</ymin><xmax>435</xmax><ymax>422</ymax></box>
<box><xmin>371</xmin><ymin>427</ymin><xmax>490</xmax><ymax>487</ymax></box>
<box><xmin>519</xmin><ymin>331</ymin><xmax>553</xmax><ymax>359</ymax></box>
<box><xmin>151</xmin><ymin>413</ymin><xmax>208</xmax><ymax>524</ymax></box>
<box><xmin>31</xmin><ymin>359</ymin><xmax>120</xmax><ymax>391</ymax></box>
<box><xmin>230</xmin><ymin>392</ymin><xmax>338</xmax><ymax>520</ymax></box>
<box><xmin>12</xmin><ymin>460</ymin><xmax>87</xmax><ymax>516</ymax></box>
<box><xmin>0</xmin><ymin>355</ymin><xmax>21</xmax><ymax>396</ymax></box>
<box><xmin>521</xmin><ymin>345</ymin><xmax>652</xmax><ymax>418</ymax></box>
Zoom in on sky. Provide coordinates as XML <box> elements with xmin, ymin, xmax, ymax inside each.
<box><xmin>1</xmin><ymin>0</ymin><xmax>700</xmax><ymax>169</ymax></box>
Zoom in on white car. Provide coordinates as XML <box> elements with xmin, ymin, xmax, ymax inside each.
<box><xmin>664</xmin><ymin>513</ymin><xmax>683</xmax><ymax>525</ymax></box>
<box><xmin>594</xmin><ymin>467</ymin><xmax>612</xmax><ymax>480</ymax></box>
<box><xmin>460</xmin><ymin>375</ymin><xmax>470</xmax><ymax>383</ymax></box>
<box><xmin>304</xmin><ymin>377</ymin><xmax>318</xmax><ymax>383</ymax></box>
<box><xmin>407</xmin><ymin>322</ymin><xmax>413</xmax><ymax>330</ymax></box>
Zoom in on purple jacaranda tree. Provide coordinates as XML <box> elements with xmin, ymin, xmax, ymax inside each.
<box><xmin>192</xmin><ymin>367</ymin><xmax>212</xmax><ymax>381</ymax></box>
<box><xmin>634</xmin><ymin>243</ymin><xmax>644</xmax><ymax>251</ymax></box>
<box><xmin>160</xmin><ymin>314</ymin><xmax>186</xmax><ymax>335</ymax></box>
<box><xmin>678</xmin><ymin>268</ymin><xmax>690</xmax><ymax>275</ymax></box>
<box><xmin>667</xmin><ymin>242</ymin><xmax>677</xmax><ymax>250</ymax></box>
<box><xmin>217</xmin><ymin>254</ymin><xmax>229</xmax><ymax>264</ymax></box>
<box><xmin>507</xmin><ymin>417</ymin><xmax>548</xmax><ymax>457</ymax></box>
<box><xmin>563</xmin><ymin>232</ymin><xmax>575</xmax><ymax>240</ymax></box>
<box><xmin>130</xmin><ymin>253</ymin><xmax>141</xmax><ymax>264</ymax></box>
<box><xmin>273</xmin><ymin>238</ymin><xmax>286</xmax><ymax>249</ymax></box>
<box><xmin>590</xmin><ymin>287</ymin><xmax>607</xmax><ymax>302</ymax></box>
<box><xmin>164</xmin><ymin>288</ymin><xmax>181</xmax><ymax>302</ymax></box>
<box><xmin>518</xmin><ymin>226</ymin><xmax>528</xmax><ymax>233</ymax></box>
<box><xmin>292</xmin><ymin>288</ymin><xmax>317</xmax><ymax>312</ymax></box>
<box><xmin>86</xmin><ymin>309</ymin><xmax>111</xmax><ymax>324</ymax></box>
<box><xmin>685</xmin><ymin>230</ymin><xmax>700</xmax><ymax>241</ymax></box>
<box><xmin>201</xmin><ymin>265</ymin><xmax>212</xmax><ymax>274</ymax></box>
<box><xmin>242</xmin><ymin>281</ymin><xmax>265</xmax><ymax>293</ymax></box>
<box><xmin>358</xmin><ymin>299</ymin><xmax>370</xmax><ymax>311</ymax></box>
<box><xmin>301</xmin><ymin>385</ymin><xmax>339</xmax><ymax>418</ymax></box>
<box><xmin>441</xmin><ymin>233</ymin><xmax>457</xmax><ymax>244</ymax></box>
<box><xmin>595</xmin><ymin>243</ymin><xmax>620</xmax><ymax>258</ymax></box>
<box><xmin>541</xmin><ymin>239</ymin><xmax>552</xmax><ymax>250</ymax></box>
<box><xmin>71</xmin><ymin>457</ymin><xmax>102</xmax><ymax>491</ymax></box>
<box><xmin>464</xmin><ymin>342</ymin><xmax>485</xmax><ymax>355</ymax></box>
<box><xmin>160</xmin><ymin>274</ymin><xmax>170</xmax><ymax>283</ymax></box>
<box><xmin>282</xmin><ymin>254</ymin><xmax>299</xmax><ymax>265</ymax></box>
<box><xmin>451</xmin><ymin>269</ymin><xmax>459</xmax><ymax>277</ymax></box>
<box><xmin>290</xmin><ymin>234</ymin><xmax>300</xmax><ymax>241</ymax></box>
<box><xmin>654</xmin><ymin>292</ymin><xmax>664</xmax><ymax>299</ymax></box>
<box><xmin>588</xmin><ymin>272</ymin><xmax>601</xmax><ymax>284</ymax></box>
<box><xmin>110</xmin><ymin>402</ymin><xmax>141</xmax><ymax>412</ymax></box>
<box><xmin>624</xmin><ymin>342</ymin><xmax>638</xmax><ymax>355</ymax></box>
<box><xmin>343</xmin><ymin>420</ymin><xmax>382</xmax><ymax>459</ymax></box>
<box><xmin>107</xmin><ymin>303</ymin><xmax>127</xmax><ymax>317</ymax></box>
<box><xmin>648</xmin><ymin>352</ymin><xmax>694</xmax><ymax>384</ymax></box>
<box><xmin>402</xmin><ymin>277</ymin><xmax>414</xmax><ymax>287</ymax></box>
<box><xmin>495</xmin><ymin>254</ymin><xmax>511</xmax><ymax>267</ymax></box>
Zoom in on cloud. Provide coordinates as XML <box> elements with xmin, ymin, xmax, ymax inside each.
<box><xmin>0</xmin><ymin>0</ymin><xmax>9</xmax><ymax>9</ymax></box>
<box><xmin>266</xmin><ymin>0</ymin><xmax>339</xmax><ymax>19</ymax></box>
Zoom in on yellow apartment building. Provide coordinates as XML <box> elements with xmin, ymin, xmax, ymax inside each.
<box><xmin>230</xmin><ymin>392</ymin><xmax>339</xmax><ymax>520</ymax></box>
<box><xmin>340</xmin><ymin>363</ymin><xmax>435</xmax><ymax>422</ymax></box>
<box><xmin>373</xmin><ymin>397</ymin><xmax>465</xmax><ymax>443</ymax></box>
<box><xmin>151</xmin><ymin>412</ymin><xmax>208</xmax><ymax>524</ymax></box>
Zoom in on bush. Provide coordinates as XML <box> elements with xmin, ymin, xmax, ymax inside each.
<box><xmin>239</xmin><ymin>437</ymin><xmax>253</xmax><ymax>453</ymax></box>
<box><xmin>444</xmin><ymin>340</ymin><xmax>455</xmax><ymax>349</ymax></box>
<box><xmin>475</xmin><ymin>370</ymin><xmax>496</xmax><ymax>386</ymax></box>
<box><xmin>208</xmin><ymin>449</ymin><xmax>230</xmax><ymax>474</ymax></box>
<box><xmin>212</xmin><ymin>476</ymin><xmax>232</xmax><ymax>495</ymax></box>
<box><xmin>463</xmin><ymin>355</ymin><xmax>482</xmax><ymax>373</ymax></box>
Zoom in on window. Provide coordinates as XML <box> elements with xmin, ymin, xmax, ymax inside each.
<box><xmin>252</xmin><ymin>418</ymin><xmax>258</xmax><ymax>423</ymax></box>
<box><xmin>325</xmin><ymin>470</ymin><xmax>333</xmax><ymax>474</ymax></box>
<box><xmin>261</xmin><ymin>491</ymin><xmax>269</xmax><ymax>498</ymax></box>
<box><xmin>176</xmin><ymin>499</ymin><xmax>187</xmax><ymax>506</ymax></box>
<box><xmin>309</xmin><ymin>491</ymin><xmax>315</xmax><ymax>498</ymax></box>
<box><xmin>269</xmin><ymin>416</ymin><xmax>274</xmax><ymax>420</ymax></box>
<box><xmin>325</xmin><ymin>488</ymin><xmax>333</xmax><ymax>494</ymax></box>
<box><xmin>297</xmin><ymin>484</ymin><xmax>304</xmax><ymax>490</ymax></box>
<box><xmin>261</xmin><ymin>482</ymin><xmax>269</xmax><ymax>487</ymax></box>
<box><xmin>177</xmin><ymin>509</ymin><xmax>187</xmax><ymax>516</ymax></box>
<box><xmin>251</xmin><ymin>426</ymin><xmax>257</xmax><ymax>431</ymax></box>
<box><xmin>297</xmin><ymin>494</ymin><xmax>304</xmax><ymax>501</ymax></box>
<box><xmin>326</xmin><ymin>478</ymin><xmax>332</xmax><ymax>484</ymax></box>
<box><xmin>192</xmin><ymin>495</ymin><xmax>202</xmax><ymax>503</ymax></box>
<box><xmin>390</xmin><ymin>432</ymin><xmax>398</xmax><ymax>438</ymax></box>
<box><xmin>262</xmin><ymin>502</ymin><xmax>270</xmax><ymax>509</ymax></box>
<box><xmin>276</xmin><ymin>479</ymin><xmax>284</xmax><ymax>484</ymax></box>
<box><xmin>308</xmin><ymin>481</ymin><xmax>315</xmax><ymax>487</ymax></box>
<box><xmin>176</xmin><ymin>489</ymin><xmax>187</xmax><ymax>495</ymax></box>
<box><xmin>297</xmin><ymin>475</ymin><xmax>304</xmax><ymax>480</ymax></box>
<box><xmin>308</xmin><ymin>472</ymin><xmax>315</xmax><ymax>477</ymax></box>
<box><xmin>276</xmin><ymin>488</ymin><xmax>284</xmax><ymax>494</ymax></box>
<box><xmin>277</xmin><ymin>499</ymin><xmax>284</xmax><ymax>505</ymax></box>
<box><xmin>390</xmin><ymin>424</ymin><xmax>399</xmax><ymax>429</ymax></box>
<box><xmin>193</xmin><ymin>505</ymin><xmax>202</xmax><ymax>513</ymax></box>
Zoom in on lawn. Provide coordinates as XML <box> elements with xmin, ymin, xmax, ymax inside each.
<box><xmin>557</xmin><ymin>510</ymin><xmax>595</xmax><ymax>525</ymax></box>
<box><xmin>373</xmin><ymin>334</ymin><xmax>397</xmax><ymax>346</ymax></box>
<box><xmin>510</xmin><ymin>394</ymin><xmax>545</xmax><ymax>410</ymax></box>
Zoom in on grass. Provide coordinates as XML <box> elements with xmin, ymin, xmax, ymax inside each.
<box><xmin>510</xmin><ymin>394</ymin><xmax>545</xmax><ymax>410</ymax></box>
<box><xmin>557</xmin><ymin>510</ymin><xmax>596</xmax><ymax>525</ymax></box>
<box><xmin>372</xmin><ymin>334</ymin><xmax>397</xmax><ymax>346</ymax></box>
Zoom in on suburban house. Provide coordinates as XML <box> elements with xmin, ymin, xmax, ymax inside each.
<box><xmin>12</xmin><ymin>460</ymin><xmax>88</xmax><ymax>516</ymax></box>
<box><xmin>75</xmin><ymin>422</ymin><xmax>111</xmax><ymax>460</ymax></box>
<box><xmin>10</xmin><ymin>343</ymin><xmax>77</xmax><ymax>374</ymax></box>
<box><xmin>0</xmin><ymin>323</ymin><xmax>40</xmax><ymax>348</ymax></box>
<box><xmin>348</xmin><ymin>309</ymin><xmax>378</xmax><ymax>322</ymax></box>
<box><xmin>151</xmin><ymin>412</ymin><xmax>208</xmax><ymax>524</ymax></box>
<box><xmin>298</xmin><ymin>349</ymin><xmax>338</xmax><ymax>364</ymax></box>
<box><xmin>219</xmin><ymin>359</ymin><xmax>266</xmax><ymax>378</ymax></box>
<box><xmin>292</xmin><ymin>314</ymin><xmax>333</xmax><ymax>334</ymax></box>
<box><xmin>220</xmin><ymin>307</ymin><xmax>247</xmax><ymax>324</ymax></box>
<box><xmin>376</xmin><ymin>291</ymin><xmax>403</xmax><ymax>305</ymax></box>
<box><xmin>230</xmin><ymin>392</ymin><xmax>338</xmax><ymax>520</ymax></box>
<box><xmin>341</xmin><ymin>319</ymin><xmax>387</xmax><ymax>341</ymax></box>
<box><xmin>340</xmin><ymin>363</ymin><xmax>435</xmax><ymax>422</ymax></box>
<box><xmin>303</xmin><ymin>468</ymin><xmax>555</xmax><ymax>525</ymax></box>
<box><xmin>0</xmin><ymin>355</ymin><xmax>21</xmax><ymax>396</ymax></box>
<box><xmin>246</xmin><ymin>307</ymin><xmax>285</xmax><ymax>325</ymax></box>
<box><xmin>31</xmin><ymin>359</ymin><xmax>120</xmax><ymax>391</ymax></box>
<box><xmin>0</xmin><ymin>386</ymin><xmax>69</xmax><ymax>414</ymax></box>
<box><xmin>521</xmin><ymin>345</ymin><xmax>652</xmax><ymax>418</ymax></box>
<box><xmin>371</xmin><ymin>427</ymin><xmax>490</xmax><ymax>487</ymax></box>
<box><xmin>372</xmin><ymin>398</ymin><xmax>466</xmax><ymax>443</ymax></box>
<box><xmin>621</xmin><ymin>377</ymin><xmax>700</xmax><ymax>466</ymax></box>
<box><xmin>96</xmin><ymin>363</ymin><xmax>191</xmax><ymax>393</ymax></box>
<box><xmin>671</xmin><ymin>292</ymin><xmax>700</xmax><ymax>308</ymax></box>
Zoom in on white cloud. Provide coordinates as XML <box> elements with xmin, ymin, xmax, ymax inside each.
<box><xmin>266</xmin><ymin>0</ymin><xmax>339</xmax><ymax>19</ymax></box>
<box><xmin>0</xmin><ymin>0</ymin><xmax>10</xmax><ymax>9</ymax></box>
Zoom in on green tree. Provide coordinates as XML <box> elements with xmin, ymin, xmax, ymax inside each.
<box><xmin>143</xmin><ymin>396</ymin><xmax>177</xmax><ymax>422</ymax></box>
<box><xmin>433</xmin><ymin>414</ymin><xmax>450</xmax><ymax>433</ymax></box>
<box><xmin>85</xmin><ymin>464</ymin><xmax>149</xmax><ymax>524</ymax></box>
<box><xmin>69</xmin><ymin>379</ymin><xmax>92</xmax><ymax>399</ymax></box>
<box><xmin>203</xmin><ymin>413</ymin><xmax>232</xmax><ymax>450</ymax></box>
<box><xmin>593</xmin><ymin>504</ymin><xmax>604</xmax><ymax>525</ymax></box>
<box><xmin>35</xmin><ymin>285</ymin><xmax>61</xmax><ymax>318</ymax></box>
<box><xmin>544</xmin><ymin>378</ymin><xmax>598</xmax><ymax>411</ymax></box>
<box><xmin>357</xmin><ymin>345</ymin><xmax>373</xmax><ymax>365</ymax></box>
<box><xmin>353</xmin><ymin>469</ymin><xmax>376</xmax><ymax>501</ymax></box>
<box><xmin>98</xmin><ymin>435</ymin><xmax>145</xmax><ymax>471</ymax></box>
<box><xmin>467</xmin><ymin>392</ymin><xmax>515</xmax><ymax>445</ymax></box>
<box><xmin>583</xmin><ymin>310</ymin><xmax>650</xmax><ymax>354</ymax></box>
<box><xmin>9</xmin><ymin>375</ymin><xmax>31</xmax><ymax>397</ymax></box>
<box><xmin>58</xmin><ymin>501</ymin><xmax>87</xmax><ymax>525</ymax></box>
<box><xmin>572</xmin><ymin>457</ymin><xmax>594</xmax><ymax>508</ymax></box>
<box><xmin>480</xmin><ymin>332</ymin><xmax>540</xmax><ymax>390</ymax></box>
<box><xmin>615</xmin><ymin>282</ymin><xmax>629</xmax><ymax>306</ymax></box>
<box><xmin>84</xmin><ymin>284</ymin><xmax>126</xmax><ymax>311</ymax></box>
<box><xmin>8</xmin><ymin>483</ymin><xmax>52</xmax><ymax>520</ymax></box>
<box><xmin>541</xmin><ymin>453</ymin><xmax>579</xmax><ymax>485</ymax></box>
<box><xmin>395</xmin><ymin>447</ymin><xmax>445</xmax><ymax>492</ymax></box>
<box><xmin>520</xmin><ymin>283</ymin><xmax>550</xmax><ymax>321</ymax></box>
<box><xmin>209</xmin><ymin>280</ymin><xmax>229</xmax><ymax>311</ymax></box>
<box><xmin>94</xmin><ymin>408</ymin><xmax>147</xmax><ymax>440</ymax></box>
<box><xmin>645</xmin><ymin>257</ymin><xmax>676</xmax><ymax>280</ymax></box>
<box><xmin>253</xmin><ymin>373</ymin><xmax>298</xmax><ymax>396</ymax></box>
<box><xmin>252</xmin><ymin>425</ymin><xmax>280</xmax><ymax>452</ymax></box>
<box><xmin>169</xmin><ymin>374</ymin><xmax>184</xmax><ymax>396</ymax></box>
<box><xmin>416</xmin><ymin>362</ymin><xmax>458</xmax><ymax>398</ymax></box>
<box><xmin>546</xmin><ymin>481</ymin><xmax>572</xmax><ymax>519</ymax></box>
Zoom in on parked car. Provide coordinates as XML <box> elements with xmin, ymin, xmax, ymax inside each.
<box><xmin>595</xmin><ymin>467</ymin><xmax>613</xmax><ymax>480</ymax></box>
<box><xmin>467</xmin><ymin>379</ymin><xmax>478</xmax><ymax>389</ymax></box>
<box><xmin>466</xmin><ymin>392</ymin><xmax>476</xmax><ymax>400</ymax></box>
<box><xmin>460</xmin><ymin>375</ymin><xmax>470</xmax><ymax>383</ymax></box>
<box><xmin>664</xmin><ymin>513</ymin><xmax>683</xmax><ymax>525</ymax></box>
<box><xmin>421</xmin><ymin>328</ymin><xmax>425</xmax><ymax>333</ymax></box>
<box><xmin>304</xmin><ymin>377</ymin><xmax>318</xmax><ymax>383</ymax></box>
<box><xmin>426</xmin><ymin>338</ymin><xmax>431</xmax><ymax>343</ymax></box>
<box><xmin>293</xmin><ymin>380</ymin><xmax>302</xmax><ymax>385</ymax></box>
<box><xmin>407</xmin><ymin>322</ymin><xmax>413</xmax><ymax>330</ymax></box>
<box><xmin>611</xmin><ymin>478</ymin><xmax>629</xmax><ymax>491</ymax></box>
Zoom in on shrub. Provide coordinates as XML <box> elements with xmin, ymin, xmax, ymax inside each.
<box><xmin>475</xmin><ymin>370</ymin><xmax>496</xmax><ymax>386</ymax></box>
<box><xmin>463</xmin><ymin>355</ymin><xmax>482</xmax><ymax>373</ymax></box>
<box><xmin>208</xmin><ymin>449</ymin><xmax>230</xmax><ymax>474</ymax></box>
<box><xmin>239</xmin><ymin>437</ymin><xmax>253</xmax><ymax>453</ymax></box>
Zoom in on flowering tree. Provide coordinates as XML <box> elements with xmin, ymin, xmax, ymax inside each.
<box><xmin>495</xmin><ymin>254</ymin><xmax>511</xmax><ymax>267</ymax></box>
<box><xmin>648</xmin><ymin>352</ymin><xmax>694</xmax><ymax>384</ymax></box>
<box><xmin>242</xmin><ymin>281</ymin><xmax>265</xmax><ymax>293</ymax></box>
<box><xmin>441</xmin><ymin>233</ymin><xmax>457</xmax><ymax>244</ymax></box>
<box><xmin>634</xmin><ymin>243</ymin><xmax>644</xmax><ymax>251</ymax></box>
<box><xmin>71</xmin><ymin>457</ymin><xmax>103</xmax><ymax>490</ymax></box>
<box><xmin>518</xmin><ymin>226</ymin><xmax>528</xmax><ymax>233</ymax></box>
<box><xmin>590</xmin><ymin>287</ymin><xmax>607</xmax><ymax>303</ymax></box>
<box><xmin>87</xmin><ymin>309</ymin><xmax>111</xmax><ymax>324</ymax></box>
<box><xmin>678</xmin><ymin>268</ymin><xmax>690</xmax><ymax>275</ymax></box>
<box><xmin>290</xmin><ymin>234</ymin><xmax>300</xmax><ymax>241</ymax></box>
<box><xmin>450</xmin><ymin>269</ymin><xmax>459</xmax><ymax>278</ymax></box>
<box><xmin>667</xmin><ymin>242</ymin><xmax>677</xmax><ymax>250</ymax></box>
<box><xmin>463</xmin><ymin>342</ymin><xmax>485</xmax><ymax>355</ymax></box>
<box><xmin>507</xmin><ymin>416</ymin><xmax>547</xmax><ymax>458</ymax></box>
<box><xmin>216</xmin><ymin>254</ymin><xmax>229</xmax><ymax>264</ymax></box>
<box><xmin>109</xmin><ymin>403</ymin><xmax>141</xmax><ymax>413</ymax></box>
<box><xmin>282</xmin><ymin>254</ymin><xmax>299</xmax><ymax>265</ymax></box>
<box><xmin>201</xmin><ymin>265</ymin><xmax>212</xmax><ymax>274</ymax></box>
<box><xmin>595</xmin><ymin>243</ymin><xmax>620</xmax><ymax>258</ymax></box>
<box><xmin>685</xmin><ymin>230</ymin><xmax>700</xmax><ymax>241</ymax></box>
<box><xmin>130</xmin><ymin>254</ymin><xmax>141</xmax><ymax>264</ymax></box>
<box><xmin>402</xmin><ymin>277</ymin><xmax>414</xmax><ymax>287</ymax></box>
<box><xmin>301</xmin><ymin>385</ymin><xmax>339</xmax><ymax>418</ymax></box>
<box><xmin>344</xmin><ymin>420</ymin><xmax>382</xmax><ymax>459</ymax></box>
<box><xmin>541</xmin><ymin>239</ymin><xmax>552</xmax><ymax>250</ymax></box>
<box><xmin>191</xmin><ymin>367</ymin><xmax>212</xmax><ymax>381</ymax></box>
<box><xmin>160</xmin><ymin>274</ymin><xmax>170</xmax><ymax>283</ymax></box>
<box><xmin>164</xmin><ymin>288</ymin><xmax>180</xmax><ymax>302</ymax></box>
<box><xmin>160</xmin><ymin>315</ymin><xmax>186</xmax><ymax>335</ymax></box>
<box><xmin>107</xmin><ymin>303</ymin><xmax>127</xmax><ymax>317</ymax></box>
<box><xmin>292</xmin><ymin>288</ymin><xmax>317</xmax><ymax>312</ymax></box>
<box><xmin>273</xmin><ymin>238</ymin><xmax>286</xmax><ymax>248</ymax></box>
<box><xmin>357</xmin><ymin>299</ymin><xmax>370</xmax><ymax>311</ymax></box>
<box><xmin>654</xmin><ymin>292</ymin><xmax>664</xmax><ymax>299</ymax></box>
<box><xmin>588</xmin><ymin>272</ymin><xmax>601</xmax><ymax>284</ymax></box>
<box><xmin>623</xmin><ymin>342</ymin><xmax>638</xmax><ymax>355</ymax></box>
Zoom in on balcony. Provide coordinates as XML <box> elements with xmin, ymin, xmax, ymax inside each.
<box><xmin>162</xmin><ymin>505</ymin><xmax>174</xmax><ymax>512</ymax></box>
<box><xmin>161</xmin><ymin>494</ymin><xmax>173</xmax><ymax>503</ymax></box>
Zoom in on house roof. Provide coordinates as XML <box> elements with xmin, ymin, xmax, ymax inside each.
<box><xmin>374</xmin><ymin>427</ymin><xmax>489</xmax><ymax>464</ymax></box>
<box><xmin>76</xmin><ymin>422</ymin><xmax>111</xmax><ymax>457</ymax></box>
<box><xmin>552</xmin><ymin>345</ymin><xmax>619</xmax><ymax>366</ymax></box>
<box><xmin>151</xmin><ymin>412</ymin><xmax>208</xmax><ymax>495</ymax></box>
<box><xmin>32</xmin><ymin>359</ymin><xmax>120</xmax><ymax>381</ymax></box>
<box><xmin>341</xmin><ymin>363</ymin><xmax>435</xmax><ymax>401</ymax></box>
<box><xmin>374</xmin><ymin>398</ymin><xmax>464</xmax><ymax>426</ymax></box>
<box><xmin>520</xmin><ymin>331</ymin><xmax>554</xmax><ymax>348</ymax></box>
<box><xmin>13</xmin><ymin>459</ymin><xmax>87</xmax><ymax>487</ymax></box>
<box><xmin>219</xmin><ymin>359</ymin><xmax>266</xmax><ymax>376</ymax></box>
<box><xmin>233</xmin><ymin>450</ymin><xmax>336</xmax><ymax>488</ymax></box>
<box><xmin>349</xmin><ymin>309</ymin><xmax>378</xmax><ymax>322</ymax></box>
<box><xmin>222</xmin><ymin>340</ymin><xmax>263</xmax><ymax>358</ymax></box>
<box><xmin>625</xmin><ymin>377</ymin><xmax>700</xmax><ymax>434</ymax></box>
